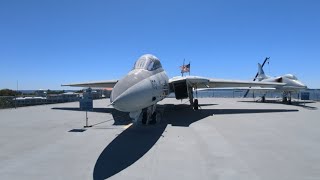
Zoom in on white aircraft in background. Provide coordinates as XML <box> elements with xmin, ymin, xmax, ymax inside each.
<box><xmin>252</xmin><ymin>63</ymin><xmax>307</xmax><ymax>103</ymax></box>
<box><xmin>62</xmin><ymin>54</ymin><xmax>284</xmax><ymax>124</ymax></box>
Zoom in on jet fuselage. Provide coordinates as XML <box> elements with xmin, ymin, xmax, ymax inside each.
<box><xmin>110</xmin><ymin>55</ymin><xmax>169</xmax><ymax>112</ymax></box>
<box><xmin>260</xmin><ymin>74</ymin><xmax>306</xmax><ymax>91</ymax></box>
<box><xmin>257</xmin><ymin>63</ymin><xmax>307</xmax><ymax>92</ymax></box>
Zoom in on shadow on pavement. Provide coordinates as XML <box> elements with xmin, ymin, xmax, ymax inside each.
<box><xmin>52</xmin><ymin>104</ymin><xmax>300</xmax><ymax>179</ymax></box>
<box><xmin>92</xmin><ymin>104</ymin><xmax>299</xmax><ymax>179</ymax></box>
<box><xmin>238</xmin><ymin>100</ymin><xmax>318</xmax><ymax>110</ymax></box>
<box><xmin>164</xmin><ymin>104</ymin><xmax>299</xmax><ymax>127</ymax></box>
<box><xmin>93</xmin><ymin>122</ymin><xmax>167</xmax><ymax>180</ymax></box>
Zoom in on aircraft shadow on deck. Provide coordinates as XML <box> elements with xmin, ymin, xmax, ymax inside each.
<box><xmin>92</xmin><ymin>104</ymin><xmax>299</xmax><ymax>180</ymax></box>
<box><xmin>238</xmin><ymin>100</ymin><xmax>318</xmax><ymax>110</ymax></box>
<box><xmin>52</xmin><ymin>104</ymin><xmax>299</xmax><ymax>179</ymax></box>
<box><xmin>163</xmin><ymin>104</ymin><xmax>299</xmax><ymax>127</ymax></box>
<box><xmin>93</xmin><ymin>122</ymin><xmax>167</xmax><ymax>180</ymax></box>
<box><xmin>52</xmin><ymin>104</ymin><xmax>298</xmax><ymax>179</ymax></box>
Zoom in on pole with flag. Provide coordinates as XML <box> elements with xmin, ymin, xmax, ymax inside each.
<box><xmin>180</xmin><ymin>59</ymin><xmax>190</xmax><ymax>77</ymax></box>
<box><xmin>181</xmin><ymin>59</ymin><xmax>185</xmax><ymax>77</ymax></box>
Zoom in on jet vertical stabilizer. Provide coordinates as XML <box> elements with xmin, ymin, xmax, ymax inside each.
<box><xmin>257</xmin><ymin>63</ymin><xmax>268</xmax><ymax>81</ymax></box>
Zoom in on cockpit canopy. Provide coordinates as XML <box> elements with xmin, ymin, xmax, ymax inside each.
<box><xmin>133</xmin><ymin>54</ymin><xmax>162</xmax><ymax>71</ymax></box>
<box><xmin>284</xmin><ymin>74</ymin><xmax>298</xmax><ymax>80</ymax></box>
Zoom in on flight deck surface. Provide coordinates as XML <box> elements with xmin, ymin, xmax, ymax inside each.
<box><xmin>0</xmin><ymin>98</ymin><xmax>319</xmax><ymax>180</ymax></box>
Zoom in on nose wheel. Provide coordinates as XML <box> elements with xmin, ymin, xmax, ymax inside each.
<box><xmin>141</xmin><ymin>111</ymin><xmax>148</xmax><ymax>124</ymax></box>
<box><xmin>142</xmin><ymin>111</ymin><xmax>160</xmax><ymax>125</ymax></box>
<box><xmin>149</xmin><ymin>112</ymin><xmax>158</xmax><ymax>125</ymax></box>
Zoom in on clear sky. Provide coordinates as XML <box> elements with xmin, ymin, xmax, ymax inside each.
<box><xmin>1</xmin><ymin>0</ymin><xmax>319</xmax><ymax>90</ymax></box>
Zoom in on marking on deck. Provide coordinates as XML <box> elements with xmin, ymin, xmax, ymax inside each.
<box><xmin>124</xmin><ymin>123</ymin><xmax>133</xmax><ymax>129</ymax></box>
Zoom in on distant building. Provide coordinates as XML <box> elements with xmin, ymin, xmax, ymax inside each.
<box><xmin>46</xmin><ymin>92</ymin><xmax>80</xmax><ymax>103</ymax></box>
<box><xmin>15</xmin><ymin>97</ymin><xmax>47</xmax><ymax>106</ymax></box>
<box><xmin>13</xmin><ymin>88</ymin><xmax>110</xmax><ymax>107</ymax></box>
<box><xmin>15</xmin><ymin>92</ymin><xmax>81</xmax><ymax>106</ymax></box>
<box><xmin>35</xmin><ymin>90</ymin><xmax>47</xmax><ymax>97</ymax></box>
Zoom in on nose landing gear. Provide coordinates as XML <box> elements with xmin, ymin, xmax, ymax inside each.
<box><xmin>141</xmin><ymin>104</ymin><xmax>160</xmax><ymax>125</ymax></box>
<box><xmin>149</xmin><ymin>112</ymin><xmax>159</xmax><ymax>125</ymax></box>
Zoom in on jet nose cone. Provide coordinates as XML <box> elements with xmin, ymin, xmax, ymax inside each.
<box><xmin>301</xmin><ymin>85</ymin><xmax>308</xmax><ymax>89</ymax></box>
<box><xmin>110</xmin><ymin>71</ymin><xmax>154</xmax><ymax>112</ymax></box>
<box><xmin>295</xmin><ymin>81</ymin><xmax>307</xmax><ymax>89</ymax></box>
<box><xmin>111</xmin><ymin>93</ymin><xmax>131</xmax><ymax>111</ymax></box>
<box><xmin>300</xmin><ymin>84</ymin><xmax>307</xmax><ymax>88</ymax></box>
<box><xmin>110</xmin><ymin>88</ymin><xmax>130</xmax><ymax>112</ymax></box>
<box><xmin>111</xmin><ymin>85</ymin><xmax>153</xmax><ymax>112</ymax></box>
<box><xmin>110</xmin><ymin>73</ymin><xmax>137</xmax><ymax>107</ymax></box>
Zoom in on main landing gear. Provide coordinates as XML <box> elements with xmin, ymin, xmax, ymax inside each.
<box><xmin>188</xmin><ymin>86</ymin><xmax>200</xmax><ymax>110</ymax></box>
<box><xmin>257</xmin><ymin>93</ymin><xmax>266</xmax><ymax>103</ymax></box>
<box><xmin>282</xmin><ymin>92</ymin><xmax>292</xmax><ymax>104</ymax></box>
<box><xmin>193</xmin><ymin>99</ymin><xmax>199</xmax><ymax>110</ymax></box>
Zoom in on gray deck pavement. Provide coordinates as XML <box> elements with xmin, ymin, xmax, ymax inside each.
<box><xmin>0</xmin><ymin>98</ymin><xmax>319</xmax><ymax>180</ymax></box>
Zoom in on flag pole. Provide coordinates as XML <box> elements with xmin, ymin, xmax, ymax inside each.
<box><xmin>181</xmin><ymin>59</ymin><xmax>185</xmax><ymax>77</ymax></box>
<box><xmin>189</xmin><ymin>61</ymin><xmax>190</xmax><ymax>76</ymax></box>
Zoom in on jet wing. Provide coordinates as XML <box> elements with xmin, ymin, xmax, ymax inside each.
<box><xmin>168</xmin><ymin>76</ymin><xmax>284</xmax><ymax>100</ymax></box>
<box><xmin>169</xmin><ymin>76</ymin><xmax>285</xmax><ymax>89</ymax></box>
<box><xmin>207</xmin><ymin>78</ymin><xmax>285</xmax><ymax>88</ymax></box>
<box><xmin>61</xmin><ymin>80</ymin><xmax>118</xmax><ymax>88</ymax></box>
<box><xmin>281</xmin><ymin>86</ymin><xmax>307</xmax><ymax>90</ymax></box>
<box><xmin>198</xmin><ymin>87</ymin><xmax>277</xmax><ymax>90</ymax></box>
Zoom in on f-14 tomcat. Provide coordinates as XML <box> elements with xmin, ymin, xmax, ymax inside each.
<box><xmin>63</xmin><ymin>54</ymin><xmax>284</xmax><ymax>124</ymax></box>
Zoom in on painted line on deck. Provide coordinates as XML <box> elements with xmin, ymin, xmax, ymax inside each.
<box><xmin>124</xmin><ymin>123</ymin><xmax>133</xmax><ymax>129</ymax></box>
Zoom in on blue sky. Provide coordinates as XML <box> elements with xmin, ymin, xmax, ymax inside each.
<box><xmin>0</xmin><ymin>0</ymin><xmax>319</xmax><ymax>90</ymax></box>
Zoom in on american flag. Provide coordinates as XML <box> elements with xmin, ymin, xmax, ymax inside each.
<box><xmin>180</xmin><ymin>63</ymin><xmax>190</xmax><ymax>73</ymax></box>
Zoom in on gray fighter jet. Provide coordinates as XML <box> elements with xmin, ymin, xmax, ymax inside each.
<box><xmin>63</xmin><ymin>54</ymin><xmax>284</xmax><ymax>124</ymax></box>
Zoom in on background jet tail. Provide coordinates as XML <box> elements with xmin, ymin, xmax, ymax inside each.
<box><xmin>243</xmin><ymin>57</ymin><xmax>270</xmax><ymax>98</ymax></box>
<box><xmin>257</xmin><ymin>63</ymin><xmax>268</xmax><ymax>81</ymax></box>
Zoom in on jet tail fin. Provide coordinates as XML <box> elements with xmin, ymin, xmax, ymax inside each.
<box><xmin>257</xmin><ymin>63</ymin><xmax>268</xmax><ymax>81</ymax></box>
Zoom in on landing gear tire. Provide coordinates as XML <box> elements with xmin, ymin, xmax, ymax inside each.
<box><xmin>193</xmin><ymin>99</ymin><xmax>199</xmax><ymax>110</ymax></box>
<box><xmin>282</xmin><ymin>97</ymin><xmax>288</xmax><ymax>103</ymax></box>
<box><xmin>149</xmin><ymin>112</ymin><xmax>157</xmax><ymax>125</ymax></box>
<box><xmin>288</xmin><ymin>96</ymin><xmax>292</xmax><ymax>104</ymax></box>
<box><xmin>288</xmin><ymin>93</ymin><xmax>292</xmax><ymax>104</ymax></box>
<box><xmin>142</xmin><ymin>111</ymin><xmax>147</xmax><ymax>125</ymax></box>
